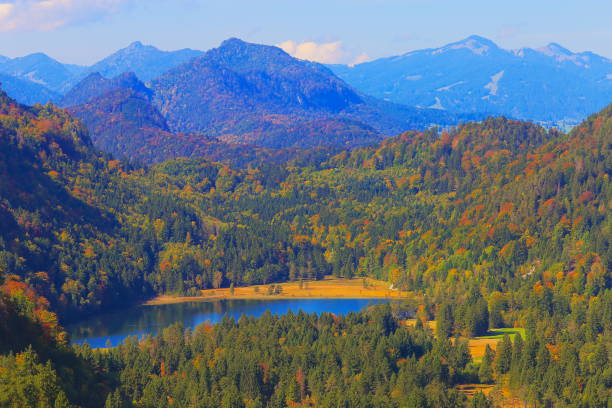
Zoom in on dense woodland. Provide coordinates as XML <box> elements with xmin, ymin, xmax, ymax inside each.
<box><xmin>0</xmin><ymin>88</ymin><xmax>609</xmax><ymax>407</ymax></box>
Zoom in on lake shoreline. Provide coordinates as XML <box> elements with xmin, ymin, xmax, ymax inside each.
<box><xmin>145</xmin><ymin>276</ymin><xmax>406</xmax><ymax>306</ymax></box>
<box><xmin>70</xmin><ymin>296</ymin><xmax>396</xmax><ymax>348</ymax></box>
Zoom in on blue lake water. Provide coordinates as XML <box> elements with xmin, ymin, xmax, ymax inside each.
<box><xmin>65</xmin><ymin>298</ymin><xmax>390</xmax><ymax>348</ymax></box>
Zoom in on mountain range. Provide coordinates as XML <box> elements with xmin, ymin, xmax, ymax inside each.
<box><xmin>1</xmin><ymin>35</ymin><xmax>610</xmax><ymax>163</ymax></box>
<box><xmin>0</xmin><ymin>55</ymin><xmax>609</xmax><ymax>407</ymax></box>
<box><xmin>84</xmin><ymin>41</ymin><xmax>204</xmax><ymax>82</ymax></box>
<box><xmin>329</xmin><ymin>35</ymin><xmax>612</xmax><ymax>127</ymax></box>
<box><xmin>2</xmin><ymin>36</ymin><xmax>609</xmax><ymax>127</ymax></box>
<box><xmin>0</xmin><ymin>72</ymin><xmax>61</xmax><ymax>105</ymax></box>
<box><xmin>0</xmin><ymin>52</ymin><xmax>84</xmax><ymax>93</ymax></box>
<box><xmin>59</xmin><ymin>71</ymin><xmax>292</xmax><ymax>166</ymax></box>
<box><xmin>56</xmin><ymin>39</ymin><xmax>474</xmax><ymax>163</ymax></box>
<box><xmin>0</xmin><ymin>41</ymin><xmax>203</xmax><ymax>97</ymax></box>
<box><xmin>148</xmin><ymin>38</ymin><xmax>471</xmax><ymax>147</ymax></box>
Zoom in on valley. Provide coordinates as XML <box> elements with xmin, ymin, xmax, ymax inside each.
<box><xmin>0</xmin><ymin>84</ymin><xmax>608</xmax><ymax>406</ymax></box>
<box><xmin>0</xmin><ymin>21</ymin><xmax>609</xmax><ymax>407</ymax></box>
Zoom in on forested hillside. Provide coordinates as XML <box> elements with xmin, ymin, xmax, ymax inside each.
<box><xmin>78</xmin><ymin>306</ymin><xmax>476</xmax><ymax>408</ymax></box>
<box><xmin>1</xmin><ymin>86</ymin><xmax>609</xmax><ymax>324</ymax></box>
<box><xmin>0</xmin><ymin>89</ymin><xmax>328</xmax><ymax>319</ymax></box>
<box><xmin>0</xmin><ymin>279</ymin><xmax>110</xmax><ymax>407</ymax></box>
<box><xmin>0</xmin><ymin>88</ymin><xmax>157</xmax><ymax>319</ymax></box>
<box><xmin>153</xmin><ymin>107</ymin><xmax>609</xmax><ymax>312</ymax></box>
<box><xmin>0</xmin><ymin>89</ymin><xmax>609</xmax><ymax>407</ymax></box>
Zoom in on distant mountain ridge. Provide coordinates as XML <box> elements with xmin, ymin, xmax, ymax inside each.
<box><xmin>329</xmin><ymin>35</ymin><xmax>612</xmax><ymax>126</ymax></box>
<box><xmin>2</xmin><ymin>35</ymin><xmax>609</xmax><ymax>127</ymax></box>
<box><xmin>0</xmin><ymin>42</ymin><xmax>203</xmax><ymax>104</ymax></box>
<box><xmin>2</xmin><ymin>36</ymin><xmax>610</xmax><ymax>164</ymax></box>
<box><xmin>87</xmin><ymin>41</ymin><xmax>204</xmax><ymax>81</ymax></box>
<box><xmin>0</xmin><ymin>52</ymin><xmax>85</xmax><ymax>93</ymax></box>
<box><xmin>0</xmin><ymin>73</ymin><xmax>61</xmax><ymax>105</ymax></box>
<box><xmin>65</xmin><ymin>41</ymin><xmax>204</xmax><ymax>92</ymax></box>
<box><xmin>60</xmin><ymin>71</ymin><xmax>154</xmax><ymax>107</ymax></box>
<box><xmin>58</xmin><ymin>70</ymin><xmax>301</xmax><ymax>166</ymax></box>
<box><xmin>150</xmin><ymin>38</ymin><xmax>472</xmax><ymax>149</ymax></box>
<box><xmin>150</xmin><ymin>38</ymin><xmax>377</xmax><ymax>148</ymax></box>
<box><xmin>59</xmin><ymin>38</ymin><xmax>475</xmax><ymax>162</ymax></box>
<box><xmin>60</xmin><ymin>72</ymin><xmax>176</xmax><ymax>159</ymax></box>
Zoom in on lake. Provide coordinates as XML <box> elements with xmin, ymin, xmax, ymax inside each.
<box><xmin>66</xmin><ymin>298</ymin><xmax>391</xmax><ymax>348</ymax></box>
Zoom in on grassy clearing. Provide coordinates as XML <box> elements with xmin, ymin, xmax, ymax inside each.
<box><xmin>402</xmin><ymin>320</ymin><xmax>527</xmax><ymax>405</ymax></box>
<box><xmin>470</xmin><ymin>328</ymin><xmax>526</xmax><ymax>361</ymax></box>
<box><xmin>145</xmin><ymin>276</ymin><xmax>405</xmax><ymax>305</ymax></box>
<box><xmin>475</xmin><ymin>327</ymin><xmax>526</xmax><ymax>340</ymax></box>
<box><xmin>402</xmin><ymin>319</ymin><xmax>437</xmax><ymax>330</ymax></box>
<box><xmin>456</xmin><ymin>384</ymin><xmax>496</xmax><ymax>397</ymax></box>
<box><xmin>400</xmin><ymin>321</ymin><xmax>525</xmax><ymax>362</ymax></box>
<box><xmin>457</xmin><ymin>328</ymin><xmax>528</xmax><ymax>406</ymax></box>
<box><xmin>468</xmin><ymin>380</ymin><xmax>527</xmax><ymax>408</ymax></box>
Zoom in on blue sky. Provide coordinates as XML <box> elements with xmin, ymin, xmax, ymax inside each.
<box><xmin>0</xmin><ymin>0</ymin><xmax>610</xmax><ymax>65</ymax></box>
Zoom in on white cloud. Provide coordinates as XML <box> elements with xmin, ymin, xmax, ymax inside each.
<box><xmin>0</xmin><ymin>3</ymin><xmax>13</xmax><ymax>20</ymax></box>
<box><xmin>350</xmin><ymin>52</ymin><xmax>370</xmax><ymax>66</ymax></box>
<box><xmin>0</xmin><ymin>0</ymin><xmax>136</xmax><ymax>32</ymax></box>
<box><xmin>277</xmin><ymin>40</ymin><xmax>350</xmax><ymax>64</ymax></box>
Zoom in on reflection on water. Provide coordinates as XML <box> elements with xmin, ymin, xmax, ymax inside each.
<box><xmin>65</xmin><ymin>298</ymin><xmax>390</xmax><ymax>348</ymax></box>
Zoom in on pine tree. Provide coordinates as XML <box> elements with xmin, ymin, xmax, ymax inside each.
<box><xmin>511</xmin><ymin>333</ymin><xmax>523</xmax><ymax>369</ymax></box>
<box><xmin>479</xmin><ymin>345</ymin><xmax>495</xmax><ymax>383</ymax></box>
<box><xmin>54</xmin><ymin>391</ymin><xmax>71</xmax><ymax>408</ymax></box>
<box><xmin>469</xmin><ymin>392</ymin><xmax>492</xmax><ymax>408</ymax></box>
<box><xmin>436</xmin><ymin>303</ymin><xmax>453</xmax><ymax>338</ymax></box>
<box><xmin>495</xmin><ymin>335</ymin><xmax>512</xmax><ymax>375</ymax></box>
<box><xmin>104</xmin><ymin>390</ymin><xmax>122</xmax><ymax>408</ymax></box>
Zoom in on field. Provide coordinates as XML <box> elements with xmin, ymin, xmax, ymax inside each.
<box><xmin>460</xmin><ymin>328</ymin><xmax>526</xmax><ymax>406</ymax></box>
<box><xmin>402</xmin><ymin>321</ymin><xmax>525</xmax><ymax>359</ymax></box>
<box><xmin>145</xmin><ymin>276</ymin><xmax>405</xmax><ymax>305</ymax></box>
<box><xmin>402</xmin><ymin>318</ymin><xmax>437</xmax><ymax>330</ymax></box>
<box><xmin>469</xmin><ymin>328</ymin><xmax>526</xmax><ymax>360</ymax></box>
<box><xmin>455</xmin><ymin>384</ymin><xmax>495</xmax><ymax>397</ymax></box>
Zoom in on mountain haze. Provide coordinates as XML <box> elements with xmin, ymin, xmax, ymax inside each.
<box><xmin>330</xmin><ymin>35</ymin><xmax>612</xmax><ymax>126</ymax></box>
<box><xmin>75</xmin><ymin>41</ymin><xmax>204</xmax><ymax>86</ymax></box>
<box><xmin>0</xmin><ymin>73</ymin><xmax>60</xmax><ymax>105</ymax></box>
<box><xmin>0</xmin><ymin>42</ymin><xmax>202</xmax><ymax>104</ymax></box>
<box><xmin>0</xmin><ymin>52</ymin><xmax>85</xmax><ymax>92</ymax></box>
